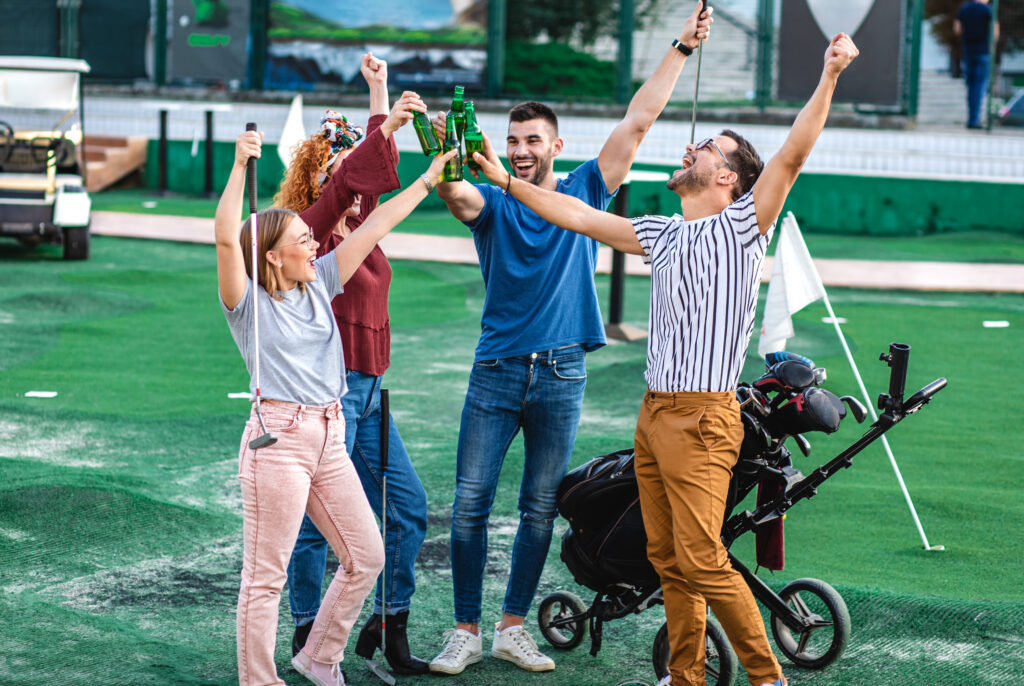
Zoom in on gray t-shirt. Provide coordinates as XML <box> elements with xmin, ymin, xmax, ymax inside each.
<box><xmin>222</xmin><ymin>253</ymin><xmax>347</xmax><ymax>406</ymax></box>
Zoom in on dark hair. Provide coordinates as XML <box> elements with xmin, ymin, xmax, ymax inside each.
<box><xmin>508</xmin><ymin>101</ymin><xmax>559</xmax><ymax>136</ymax></box>
<box><xmin>720</xmin><ymin>129</ymin><xmax>764</xmax><ymax>201</ymax></box>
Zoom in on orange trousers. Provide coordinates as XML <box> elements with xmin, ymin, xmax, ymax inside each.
<box><xmin>634</xmin><ymin>390</ymin><xmax>783</xmax><ymax>686</ymax></box>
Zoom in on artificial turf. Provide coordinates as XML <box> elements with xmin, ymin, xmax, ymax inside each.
<box><xmin>1</xmin><ymin>236</ymin><xmax>1022</xmax><ymax>685</ymax></box>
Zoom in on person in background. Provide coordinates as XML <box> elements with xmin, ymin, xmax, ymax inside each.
<box><xmin>954</xmin><ymin>0</ymin><xmax>1000</xmax><ymax>129</ymax></box>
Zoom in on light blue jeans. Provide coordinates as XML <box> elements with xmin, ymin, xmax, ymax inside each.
<box><xmin>287</xmin><ymin>371</ymin><xmax>427</xmax><ymax>623</ymax></box>
<box><xmin>451</xmin><ymin>345</ymin><xmax>587</xmax><ymax>623</ymax></box>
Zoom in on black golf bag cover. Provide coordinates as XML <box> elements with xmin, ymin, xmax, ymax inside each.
<box><xmin>763</xmin><ymin>386</ymin><xmax>847</xmax><ymax>436</ymax></box>
<box><xmin>556</xmin><ymin>449</ymin><xmax>659</xmax><ymax>591</ymax></box>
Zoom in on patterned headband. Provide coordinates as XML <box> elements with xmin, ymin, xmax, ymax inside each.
<box><xmin>320</xmin><ymin>110</ymin><xmax>363</xmax><ymax>156</ymax></box>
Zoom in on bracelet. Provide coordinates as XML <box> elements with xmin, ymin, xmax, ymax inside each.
<box><xmin>671</xmin><ymin>38</ymin><xmax>694</xmax><ymax>57</ymax></box>
<box><xmin>505</xmin><ymin>174</ymin><xmax>512</xmax><ymax>194</ymax></box>
<box><xmin>421</xmin><ymin>173</ymin><xmax>434</xmax><ymax>194</ymax></box>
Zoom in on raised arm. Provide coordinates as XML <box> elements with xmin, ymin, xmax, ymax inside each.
<box><xmin>752</xmin><ymin>33</ymin><xmax>858</xmax><ymax>233</ymax></box>
<box><xmin>471</xmin><ymin>135</ymin><xmax>641</xmax><ymax>254</ymax></box>
<box><xmin>597</xmin><ymin>0</ymin><xmax>712</xmax><ymax>193</ymax></box>
<box><xmin>215</xmin><ymin>131</ymin><xmax>262</xmax><ymax>310</ymax></box>
<box><xmin>334</xmin><ymin>150</ymin><xmax>456</xmax><ymax>284</ymax></box>
<box><xmin>362</xmin><ymin>53</ymin><xmax>426</xmax><ymax>139</ymax></box>
<box><xmin>431</xmin><ymin>110</ymin><xmax>486</xmax><ymax>222</ymax></box>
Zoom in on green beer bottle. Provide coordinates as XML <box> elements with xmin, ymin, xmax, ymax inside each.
<box><xmin>412</xmin><ymin>111</ymin><xmax>440</xmax><ymax>156</ymax></box>
<box><xmin>463</xmin><ymin>102</ymin><xmax>484</xmax><ymax>172</ymax></box>
<box><xmin>450</xmin><ymin>85</ymin><xmax>465</xmax><ymax>141</ymax></box>
<box><xmin>442</xmin><ymin>114</ymin><xmax>463</xmax><ymax>182</ymax></box>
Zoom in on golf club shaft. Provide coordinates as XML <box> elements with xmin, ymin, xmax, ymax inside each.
<box><xmin>245</xmin><ymin>123</ymin><xmax>261</xmax><ymax>412</ymax></box>
<box><xmin>690</xmin><ymin>1</ymin><xmax>708</xmax><ymax>144</ymax></box>
<box><xmin>380</xmin><ymin>387</ymin><xmax>389</xmax><ymax>653</ymax></box>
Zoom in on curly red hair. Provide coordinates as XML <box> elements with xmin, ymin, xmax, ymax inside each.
<box><xmin>272</xmin><ymin>135</ymin><xmax>334</xmax><ymax>214</ymax></box>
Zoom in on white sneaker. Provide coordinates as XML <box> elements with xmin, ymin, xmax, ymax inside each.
<box><xmin>655</xmin><ymin>675</ymin><xmax>672</xmax><ymax>686</ymax></box>
<box><xmin>490</xmin><ymin>623</ymin><xmax>555</xmax><ymax>672</ymax></box>
<box><xmin>429</xmin><ymin>628</ymin><xmax>483</xmax><ymax>675</ymax></box>
<box><xmin>291</xmin><ymin>652</ymin><xmax>346</xmax><ymax>686</ymax></box>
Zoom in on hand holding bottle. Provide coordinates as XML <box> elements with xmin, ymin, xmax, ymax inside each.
<box><xmin>382</xmin><ymin>90</ymin><xmax>427</xmax><ymax>137</ymax></box>
<box><xmin>469</xmin><ymin>132</ymin><xmax>510</xmax><ymax>188</ymax></box>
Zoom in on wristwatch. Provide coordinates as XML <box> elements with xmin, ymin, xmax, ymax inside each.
<box><xmin>671</xmin><ymin>38</ymin><xmax>694</xmax><ymax>57</ymax></box>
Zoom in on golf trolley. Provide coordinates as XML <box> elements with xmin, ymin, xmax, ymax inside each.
<box><xmin>536</xmin><ymin>343</ymin><xmax>945</xmax><ymax>684</ymax></box>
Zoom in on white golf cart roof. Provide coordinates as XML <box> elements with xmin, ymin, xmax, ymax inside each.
<box><xmin>0</xmin><ymin>57</ymin><xmax>91</xmax><ymax>110</ymax></box>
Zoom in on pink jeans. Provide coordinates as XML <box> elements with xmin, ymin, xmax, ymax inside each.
<box><xmin>236</xmin><ymin>400</ymin><xmax>384</xmax><ymax>686</ymax></box>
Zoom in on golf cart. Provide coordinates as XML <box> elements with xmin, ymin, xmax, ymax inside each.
<box><xmin>0</xmin><ymin>56</ymin><xmax>92</xmax><ymax>259</ymax></box>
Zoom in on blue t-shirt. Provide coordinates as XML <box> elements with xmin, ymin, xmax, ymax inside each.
<box><xmin>958</xmin><ymin>2</ymin><xmax>993</xmax><ymax>56</ymax></box>
<box><xmin>466</xmin><ymin>158</ymin><xmax>616</xmax><ymax>360</ymax></box>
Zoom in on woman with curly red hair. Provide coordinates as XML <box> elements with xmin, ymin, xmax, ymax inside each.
<box><xmin>276</xmin><ymin>53</ymin><xmax>433</xmax><ymax>676</ymax></box>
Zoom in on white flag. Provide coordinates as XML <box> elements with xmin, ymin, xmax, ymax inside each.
<box><xmin>278</xmin><ymin>94</ymin><xmax>306</xmax><ymax>168</ymax></box>
<box><xmin>758</xmin><ymin>212</ymin><xmax>827</xmax><ymax>357</ymax></box>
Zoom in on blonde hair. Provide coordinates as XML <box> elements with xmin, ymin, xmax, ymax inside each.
<box><xmin>273</xmin><ymin>135</ymin><xmax>334</xmax><ymax>214</ymax></box>
<box><xmin>238</xmin><ymin>208</ymin><xmax>305</xmax><ymax>301</ymax></box>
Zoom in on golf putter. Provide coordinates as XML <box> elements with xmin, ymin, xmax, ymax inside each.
<box><xmin>245</xmin><ymin>122</ymin><xmax>277</xmax><ymax>451</ymax></box>
<box><xmin>690</xmin><ymin>1</ymin><xmax>709</xmax><ymax>144</ymax></box>
<box><xmin>365</xmin><ymin>387</ymin><xmax>395</xmax><ymax>686</ymax></box>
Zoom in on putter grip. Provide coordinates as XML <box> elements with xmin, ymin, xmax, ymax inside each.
<box><xmin>245</xmin><ymin>122</ymin><xmax>257</xmax><ymax>214</ymax></box>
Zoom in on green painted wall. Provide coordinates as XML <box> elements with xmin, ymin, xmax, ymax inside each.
<box><xmin>146</xmin><ymin>140</ymin><xmax>1024</xmax><ymax>236</ymax></box>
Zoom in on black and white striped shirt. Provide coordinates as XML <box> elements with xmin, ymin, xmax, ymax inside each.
<box><xmin>632</xmin><ymin>191</ymin><xmax>774</xmax><ymax>393</ymax></box>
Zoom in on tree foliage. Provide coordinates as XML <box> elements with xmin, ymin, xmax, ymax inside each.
<box><xmin>925</xmin><ymin>0</ymin><xmax>1024</xmax><ymax>54</ymax></box>
<box><xmin>506</xmin><ymin>0</ymin><xmax>667</xmax><ymax>45</ymax></box>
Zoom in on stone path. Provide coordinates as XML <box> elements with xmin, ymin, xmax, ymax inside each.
<box><xmin>91</xmin><ymin>211</ymin><xmax>1024</xmax><ymax>293</ymax></box>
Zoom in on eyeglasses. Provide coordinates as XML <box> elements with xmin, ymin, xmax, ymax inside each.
<box><xmin>694</xmin><ymin>137</ymin><xmax>735</xmax><ymax>172</ymax></box>
<box><xmin>276</xmin><ymin>229</ymin><xmax>316</xmax><ymax>250</ymax></box>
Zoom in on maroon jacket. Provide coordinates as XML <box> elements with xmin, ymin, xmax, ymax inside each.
<box><xmin>302</xmin><ymin>114</ymin><xmax>401</xmax><ymax>376</ymax></box>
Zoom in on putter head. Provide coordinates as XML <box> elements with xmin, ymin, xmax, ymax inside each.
<box><xmin>249</xmin><ymin>432</ymin><xmax>277</xmax><ymax>450</ymax></box>
<box><xmin>364</xmin><ymin>658</ymin><xmax>396</xmax><ymax>685</ymax></box>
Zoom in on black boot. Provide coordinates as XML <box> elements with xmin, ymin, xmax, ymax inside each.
<box><xmin>354</xmin><ymin>611</ymin><xmax>430</xmax><ymax>675</ymax></box>
<box><xmin>292</xmin><ymin>622</ymin><xmax>313</xmax><ymax>657</ymax></box>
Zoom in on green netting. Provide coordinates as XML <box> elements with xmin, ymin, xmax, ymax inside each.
<box><xmin>1</xmin><ymin>236</ymin><xmax>1022</xmax><ymax>685</ymax></box>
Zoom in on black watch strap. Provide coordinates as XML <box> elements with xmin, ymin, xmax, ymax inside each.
<box><xmin>671</xmin><ymin>38</ymin><xmax>694</xmax><ymax>57</ymax></box>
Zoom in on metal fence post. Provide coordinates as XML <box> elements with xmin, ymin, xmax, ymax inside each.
<box><xmin>755</xmin><ymin>0</ymin><xmax>774</xmax><ymax>112</ymax></box>
<box><xmin>616</xmin><ymin>0</ymin><xmax>635</xmax><ymax>105</ymax></box>
<box><xmin>155</xmin><ymin>0</ymin><xmax>167</xmax><ymax>86</ymax></box>
<box><xmin>486</xmin><ymin>0</ymin><xmax>506</xmax><ymax>98</ymax></box>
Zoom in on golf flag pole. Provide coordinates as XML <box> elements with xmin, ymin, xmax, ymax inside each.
<box><xmin>759</xmin><ymin>213</ymin><xmax>938</xmax><ymax>550</ymax></box>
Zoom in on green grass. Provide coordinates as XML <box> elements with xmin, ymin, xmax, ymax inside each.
<box><xmin>1</xmin><ymin>236</ymin><xmax>1022</xmax><ymax>684</ymax></box>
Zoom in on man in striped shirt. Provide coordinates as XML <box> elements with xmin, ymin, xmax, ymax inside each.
<box><xmin>470</xmin><ymin>32</ymin><xmax>860</xmax><ymax>686</ymax></box>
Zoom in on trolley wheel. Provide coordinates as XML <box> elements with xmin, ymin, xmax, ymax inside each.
<box><xmin>653</xmin><ymin>616</ymin><xmax>737</xmax><ymax>686</ymax></box>
<box><xmin>770</xmin><ymin>577</ymin><xmax>850</xmax><ymax>669</ymax></box>
<box><xmin>537</xmin><ymin>591</ymin><xmax>588</xmax><ymax>650</ymax></box>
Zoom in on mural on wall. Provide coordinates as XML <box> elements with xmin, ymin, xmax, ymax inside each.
<box><xmin>266</xmin><ymin>0</ymin><xmax>487</xmax><ymax>92</ymax></box>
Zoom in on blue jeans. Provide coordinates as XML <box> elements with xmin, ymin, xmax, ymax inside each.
<box><xmin>964</xmin><ymin>53</ymin><xmax>990</xmax><ymax>128</ymax></box>
<box><xmin>451</xmin><ymin>345</ymin><xmax>587</xmax><ymax>624</ymax></box>
<box><xmin>287</xmin><ymin>371</ymin><xmax>428</xmax><ymax>624</ymax></box>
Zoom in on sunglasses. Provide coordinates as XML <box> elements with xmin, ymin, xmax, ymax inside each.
<box><xmin>694</xmin><ymin>137</ymin><xmax>735</xmax><ymax>172</ymax></box>
<box><xmin>276</xmin><ymin>229</ymin><xmax>316</xmax><ymax>250</ymax></box>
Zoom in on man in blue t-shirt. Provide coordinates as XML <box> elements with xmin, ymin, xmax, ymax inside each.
<box><xmin>955</xmin><ymin>0</ymin><xmax>1000</xmax><ymax>128</ymax></box>
<box><xmin>426</xmin><ymin>2</ymin><xmax>714</xmax><ymax>677</ymax></box>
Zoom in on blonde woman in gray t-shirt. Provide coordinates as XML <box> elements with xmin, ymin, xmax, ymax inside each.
<box><xmin>216</xmin><ymin>129</ymin><xmax>452</xmax><ymax>686</ymax></box>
